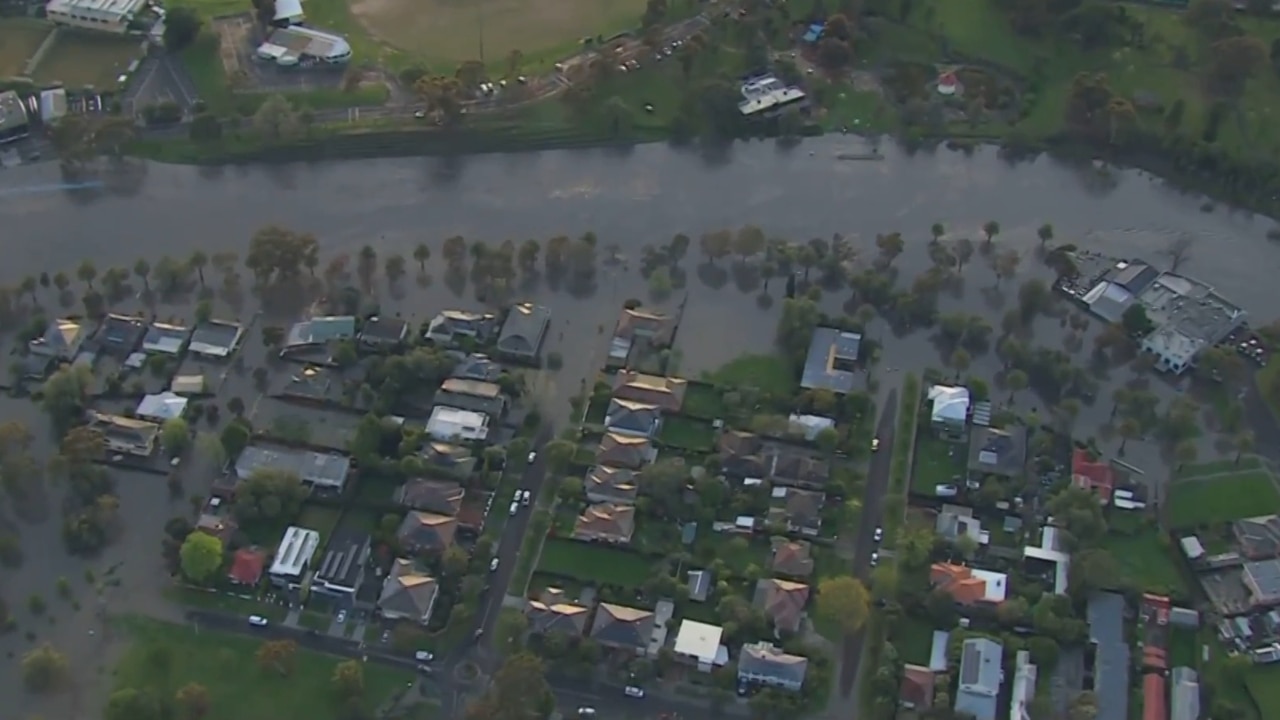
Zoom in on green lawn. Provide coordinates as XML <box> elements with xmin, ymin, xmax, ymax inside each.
<box><xmin>705</xmin><ymin>354</ymin><xmax>796</xmax><ymax>397</ymax></box>
<box><xmin>297</xmin><ymin>504</ymin><xmax>343</xmax><ymax>547</ymax></box>
<box><xmin>1168</xmin><ymin>470</ymin><xmax>1280</xmax><ymax>529</ymax></box>
<box><xmin>163</xmin><ymin>586</ymin><xmax>285</xmax><ymax>621</ymax></box>
<box><xmin>0</xmin><ymin>19</ymin><xmax>52</xmax><ymax>78</ymax></box>
<box><xmin>692</xmin><ymin>534</ymin><xmax>770</xmax><ymax>577</ymax></box>
<box><xmin>536</xmin><ymin>538</ymin><xmax>652</xmax><ymax>587</ymax></box>
<box><xmin>892</xmin><ymin>615</ymin><xmax>937</xmax><ymax>666</ymax></box>
<box><xmin>1100</xmin><ymin>529</ymin><xmax>1186</xmax><ymax>596</ymax></box>
<box><xmin>910</xmin><ymin>431</ymin><xmax>965</xmax><ymax>495</ymax></box>
<box><xmin>682</xmin><ymin>382</ymin><xmax>726</xmax><ymax>420</ymax></box>
<box><xmin>658</xmin><ymin>415</ymin><xmax>716</xmax><ymax>451</ymax></box>
<box><xmin>1176</xmin><ymin>457</ymin><xmax>1264</xmax><ymax>480</ymax></box>
<box><xmin>1169</xmin><ymin>627</ymin><xmax>1199</xmax><ymax>670</ymax></box>
<box><xmin>1246</xmin><ymin>664</ymin><xmax>1280</xmax><ymax>720</ymax></box>
<box><xmin>32</xmin><ymin>29</ymin><xmax>143</xmax><ymax>89</ymax></box>
<box><xmin>111</xmin><ymin>617</ymin><xmax>414</xmax><ymax>720</ymax></box>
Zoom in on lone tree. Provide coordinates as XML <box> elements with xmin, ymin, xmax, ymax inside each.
<box><xmin>163</xmin><ymin>6</ymin><xmax>202</xmax><ymax>51</ymax></box>
<box><xmin>814</xmin><ymin>576</ymin><xmax>871</xmax><ymax>636</ymax></box>
<box><xmin>179</xmin><ymin>531</ymin><xmax>224</xmax><ymax>584</ymax></box>
<box><xmin>331</xmin><ymin>660</ymin><xmax>364</xmax><ymax>698</ymax></box>
<box><xmin>256</xmin><ymin>639</ymin><xmax>298</xmax><ymax>676</ymax></box>
<box><xmin>22</xmin><ymin>643</ymin><xmax>69</xmax><ymax>692</ymax></box>
<box><xmin>175</xmin><ymin>682</ymin><xmax>212</xmax><ymax>719</ymax></box>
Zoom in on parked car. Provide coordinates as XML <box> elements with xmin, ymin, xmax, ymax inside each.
<box><xmin>414</xmin><ymin>650</ymin><xmax>434</xmax><ymax>662</ymax></box>
<box><xmin>873</xmin><ymin>526</ymin><xmax>883</xmax><ymax>543</ymax></box>
<box><xmin>248</xmin><ymin>615</ymin><xmax>268</xmax><ymax>627</ymax></box>
<box><xmin>509</xmin><ymin>501</ymin><xmax>520</xmax><ymax>516</ymax></box>
<box><xmin>577</xmin><ymin>708</ymin><xmax>597</xmax><ymax>717</ymax></box>
<box><xmin>624</xmin><ymin>686</ymin><xmax>645</xmax><ymax>698</ymax></box>
<box><xmin>528</xmin><ymin>451</ymin><xmax>537</xmax><ymax>463</ymax></box>
<box><xmin>521</xmin><ymin>490</ymin><xmax>531</xmax><ymax>505</ymax></box>
<box><xmin>871</xmin><ymin>437</ymin><xmax>880</xmax><ymax>451</ymax></box>
<box><xmin>870</xmin><ymin>551</ymin><xmax>879</xmax><ymax>567</ymax></box>
<box><xmin>336</xmin><ymin>610</ymin><xmax>347</xmax><ymax>624</ymax></box>
<box><xmin>935</xmin><ymin>484</ymin><xmax>959</xmax><ymax>497</ymax></box>
<box><xmin>489</xmin><ymin>557</ymin><xmax>500</xmax><ymax>572</ymax></box>
<box><xmin>513</xmin><ymin>489</ymin><xmax>522</xmax><ymax>502</ymax></box>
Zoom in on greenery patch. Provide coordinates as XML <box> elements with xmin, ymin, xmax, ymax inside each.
<box><xmin>536</xmin><ymin>538</ymin><xmax>652</xmax><ymax>587</ymax></box>
<box><xmin>1169</xmin><ymin>470</ymin><xmax>1280</xmax><ymax>529</ymax></box>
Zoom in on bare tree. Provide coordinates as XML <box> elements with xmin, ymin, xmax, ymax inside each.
<box><xmin>1162</xmin><ymin>234</ymin><xmax>1194</xmax><ymax>273</ymax></box>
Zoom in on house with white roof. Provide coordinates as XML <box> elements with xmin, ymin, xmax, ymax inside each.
<box><xmin>672</xmin><ymin>620</ymin><xmax>728</xmax><ymax>671</ymax></box>
<box><xmin>928</xmin><ymin>384</ymin><xmax>970</xmax><ymax>441</ymax></box>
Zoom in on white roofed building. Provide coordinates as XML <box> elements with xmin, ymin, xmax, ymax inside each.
<box><xmin>257</xmin><ymin>25</ymin><xmax>351</xmax><ymax>66</ymax></box>
<box><xmin>426</xmin><ymin>406</ymin><xmax>490</xmax><ymax>442</ymax></box>
<box><xmin>672</xmin><ymin>620</ymin><xmax>728</xmax><ymax>671</ymax></box>
<box><xmin>47</xmin><ymin>0</ymin><xmax>145</xmax><ymax>33</ymax></box>
<box><xmin>268</xmin><ymin>526</ymin><xmax>320</xmax><ymax>587</ymax></box>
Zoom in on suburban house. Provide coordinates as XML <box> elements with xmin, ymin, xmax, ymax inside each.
<box><xmin>188</xmin><ymin>319</ymin><xmax>244</xmax><ymax>358</ymax></box>
<box><xmin>687</xmin><ymin>569</ymin><xmax>713</xmax><ymax>602</ymax></box>
<box><xmin>1171</xmin><ymin>667</ymin><xmax>1199</xmax><ymax>720</ymax></box>
<box><xmin>787</xmin><ymin>413</ymin><xmax>836</xmax><ymax>441</ymax></box>
<box><xmin>235</xmin><ymin>443</ymin><xmax>352</xmax><ymax>492</ymax></box>
<box><xmin>737</xmin><ymin>641</ymin><xmax>809</xmax><ymax>691</ymax></box>
<box><xmin>770</xmin><ymin>538</ymin><xmax>815</xmax><ymax>578</ymax></box>
<box><xmin>1235</xmin><ymin>515</ymin><xmax>1280</xmax><ymax>560</ymax></box>
<box><xmin>358</xmin><ymin>316</ymin><xmax>410</xmax><ymax>349</ymax></box>
<box><xmin>195</xmin><ymin>510</ymin><xmax>238</xmax><ymax>547</ymax></box>
<box><xmin>267</xmin><ymin>526</ymin><xmax>320</xmax><ymax>588</ymax></box>
<box><xmin>30</xmin><ymin>318</ymin><xmax>85</xmax><ymax>358</ymax></box>
<box><xmin>425</xmin><ymin>310</ymin><xmax>497</xmax><ymax>345</ymax></box>
<box><xmin>930</xmin><ymin>562</ymin><xmax>1009</xmax><ymax>605</ymax></box>
<box><xmin>1010</xmin><ymin>650</ymin><xmax>1037</xmax><ymax>720</ymax></box>
<box><xmin>396</xmin><ymin>511</ymin><xmax>458</xmax><ymax>553</ymax></box>
<box><xmin>800</xmin><ymin>327</ymin><xmax>861</xmax><ymax>394</ymax></box>
<box><xmin>425</xmin><ymin>406</ymin><xmax>490</xmax><ymax>442</ymax></box>
<box><xmin>136</xmin><ymin>391</ymin><xmax>188</xmax><ymax>422</ymax></box>
<box><xmin>768</xmin><ymin>487</ymin><xmax>824</xmax><ymax>536</ymax></box>
<box><xmin>584</xmin><ymin>465</ymin><xmax>640</xmax><ymax>504</ymax></box>
<box><xmin>967</xmin><ymin>426</ymin><xmax>1028</xmax><ymax>480</ymax></box>
<box><xmin>88</xmin><ymin>412</ymin><xmax>159</xmax><ymax>457</ymax></box>
<box><xmin>573</xmin><ymin>503</ymin><xmax>636</xmax><ymax>544</ymax></box>
<box><xmin>590</xmin><ymin>602</ymin><xmax>656</xmax><ymax>653</ymax></box>
<box><xmin>378</xmin><ymin>558</ymin><xmax>439</xmax><ymax>625</ymax></box>
<box><xmin>955</xmin><ymin>637</ymin><xmax>1004</xmax><ymax>720</ymax></box>
<box><xmin>899</xmin><ymin>664</ymin><xmax>936</xmax><ymax>710</ymax></box>
<box><xmin>525</xmin><ymin>591</ymin><xmax>591</xmax><ymax>636</ymax></box>
<box><xmin>228</xmin><ymin>547</ymin><xmax>267</xmax><ymax>586</ymax></box>
<box><xmin>283</xmin><ymin>316</ymin><xmax>356</xmax><ymax>350</ymax></box>
<box><xmin>1072</xmin><ymin>447</ymin><xmax>1116</xmax><ymax>504</ymax></box>
<box><xmin>395</xmin><ymin>478</ymin><xmax>465</xmax><ymax>516</ymax></box>
<box><xmin>928</xmin><ymin>384</ymin><xmax>970</xmax><ymax>440</ymax></box>
<box><xmin>718</xmin><ymin>433</ymin><xmax>830</xmax><ymax>487</ymax></box>
<box><xmin>609</xmin><ymin>307</ymin><xmax>677</xmax><ymax>365</ymax></box>
<box><xmin>496</xmin><ymin>303</ymin><xmax>550</xmax><ymax>360</ymax></box>
<box><xmin>605</xmin><ymin>399</ymin><xmax>663</xmax><ymax>438</ymax></box>
<box><xmin>596</xmin><ymin>432</ymin><xmax>657</xmax><ymax>469</ymax></box>
<box><xmin>312</xmin><ymin>535</ymin><xmax>370</xmax><ymax>599</ymax></box>
<box><xmin>141</xmin><ymin>322</ymin><xmax>190</xmax><ymax>355</ymax></box>
<box><xmin>47</xmin><ymin>0</ymin><xmax>145</xmax><ymax>33</ymax></box>
<box><xmin>719</xmin><ymin>430</ymin><xmax>767</xmax><ymax>476</ymax></box>
<box><xmin>420</xmin><ymin>442</ymin><xmax>477</xmax><ymax>477</ymax></box>
<box><xmin>672</xmin><ymin>620</ymin><xmax>728</xmax><ymax>671</ymax></box>
<box><xmin>450</xmin><ymin>353</ymin><xmax>502</xmax><ymax>382</ymax></box>
<box><xmin>935</xmin><ymin>504</ymin><xmax>984</xmax><ymax>545</ymax></box>
<box><xmin>1024</xmin><ymin>525</ymin><xmax>1071</xmax><ymax>596</ymax></box>
<box><xmin>611</xmin><ymin>371</ymin><xmax>688</xmax><ymax>412</ymax></box>
<box><xmin>753</xmin><ymin>578</ymin><xmax>811</xmax><ymax>633</ymax></box>
<box><xmin>434</xmin><ymin>380</ymin><xmax>507</xmax><ymax>419</ymax></box>
<box><xmin>95</xmin><ymin>314</ymin><xmax>146</xmax><ymax>357</ymax></box>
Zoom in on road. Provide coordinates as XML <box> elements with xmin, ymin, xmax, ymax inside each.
<box><xmin>838</xmin><ymin>387</ymin><xmax>899</xmax><ymax>696</ymax></box>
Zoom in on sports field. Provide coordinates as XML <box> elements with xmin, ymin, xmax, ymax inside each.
<box><xmin>32</xmin><ymin>30</ymin><xmax>142</xmax><ymax>89</ymax></box>
<box><xmin>0</xmin><ymin>20</ymin><xmax>53</xmax><ymax>78</ymax></box>
<box><xmin>349</xmin><ymin>0</ymin><xmax>645</xmax><ymax>64</ymax></box>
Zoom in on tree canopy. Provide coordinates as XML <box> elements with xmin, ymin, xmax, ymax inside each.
<box><xmin>179</xmin><ymin>531</ymin><xmax>224</xmax><ymax>584</ymax></box>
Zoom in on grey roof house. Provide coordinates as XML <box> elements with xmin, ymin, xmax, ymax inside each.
<box><xmin>235</xmin><ymin>443</ymin><xmax>352</xmax><ymax>492</ymax></box>
<box><xmin>526</xmin><ymin>592</ymin><xmax>591</xmax><ymax>636</ymax></box>
<box><xmin>396</xmin><ymin>511</ymin><xmax>458</xmax><ymax>552</ymax></box>
<box><xmin>425</xmin><ymin>310</ymin><xmax>498</xmax><ymax>345</ymax></box>
<box><xmin>188</xmin><ymin>319</ymin><xmax>244</xmax><ymax>358</ymax></box>
<box><xmin>590</xmin><ymin>603</ymin><xmax>656</xmax><ymax>652</ymax></box>
<box><xmin>395</xmin><ymin>478</ymin><xmax>465</xmax><ymax>516</ymax></box>
<box><xmin>596</xmin><ymin>433</ymin><xmax>657</xmax><ymax>469</ymax></box>
<box><xmin>378</xmin><ymin>558</ymin><xmax>439</xmax><ymax>624</ymax></box>
<box><xmin>497</xmin><ymin>302</ymin><xmax>550</xmax><ymax>360</ymax></box>
<box><xmin>435</xmin><ymin>378</ymin><xmax>507</xmax><ymax>418</ymax></box>
<box><xmin>1087</xmin><ymin>592</ymin><xmax>1130</xmax><ymax>720</ymax></box>
<box><xmin>585</xmin><ymin>465</ymin><xmax>640</xmax><ymax>504</ymax></box>
<box><xmin>94</xmin><ymin>314</ymin><xmax>147</xmax><ymax>357</ymax></box>
<box><xmin>967</xmin><ymin>426</ymin><xmax>1028</xmax><ymax>479</ymax></box>
<box><xmin>141</xmin><ymin>322</ymin><xmax>190</xmax><ymax>355</ymax></box>
<box><xmin>29</xmin><ymin>318</ymin><xmax>85</xmax><ymax>359</ymax></box>
<box><xmin>284</xmin><ymin>315</ymin><xmax>356</xmax><ymax>349</ymax></box>
<box><xmin>359</xmin><ymin>316</ymin><xmax>409</xmax><ymax>348</ymax></box>
<box><xmin>449</xmin><ymin>352</ymin><xmax>503</xmax><ymax>381</ymax></box>
<box><xmin>605</xmin><ymin>399</ymin><xmax>662</xmax><ymax>438</ymax></box>
<box><xmin>738</xmin><ymin>641</ymin><xmax>809</xmax><ymax>691</ymax></box>
<box><xmin>954</xmin><ymin>637</ymin><xmax>1004</xmax><ymax>720</ymax></box>
<box><xmin>800</xmin><ymin>327</ymin><xmax>861</xmax><ymax>394</ymax></box>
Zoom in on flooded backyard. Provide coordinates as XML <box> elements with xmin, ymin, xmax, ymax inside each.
<box><xmin>1</xmin><ymin>136</ymin><xmax>1279</xmax><ymax>717</ymax></box>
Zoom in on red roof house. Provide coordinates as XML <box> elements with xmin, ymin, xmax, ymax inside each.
<box><xmin>1142</xmin><ymin>672</ymin><xmax>1167</xmax><ymax>720</ymax></box>
<box><xmin>228</xmin><ymin>547</ymin><xmax>266</xmax><ymax>585</ymax></box>
<box><xmin>1072</xmin><ymin>448</ymin><xmax>1114</xmax><ymax>503</ymax></box>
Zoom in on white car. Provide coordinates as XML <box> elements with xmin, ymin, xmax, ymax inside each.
<box><xmin>935</xmin><ymin>484</ymin><xmax>959</xmax><ymax>498</ymax></box>
<box><xmin>248</xmin><ymin>615</ymin><xmax>268</xmax><ymax>627</ymax></box>
<box><xmin>577</xmin><ymin>708</ymin><xmax>597</xmax><ymax>717</ymax></box>
<box><xmin>336</xmin><ymin>610</ymin><xmax>347</xmax><ymax>624</ymax></box>
<box><xmin>413</xmin><ymin>109</ymin><xmax>426</xmax><ymax>119</ymax></box>
<box><xmin>873</xmin><ymin>526</ymin><xmax>883</xmax><ymax>542</ymax></box>
<box><xmin>489</xmin><ymin>557</ymin><xmax>500</xmax><ymax>572</ymax></box>
<box><xmin>528</xmin><ymin>451</ymin><xmax>537</xmax><ymax>463</ymax></box>
<box><xmin>414</xmin><ymin>650</ymin><xmax>434</xmax><ymax>662</ymax></box>
<box><xmin>871</xmin><ymin>437</ymin><xmax>880</xmax><ymax>452</ymax></box>
<box><xmin>521</xmin><ymin>490</ymin><xmax>531</xmax><ymax>505</ymax></box>
<box><xmin>509</xmin><ymin>501</ymin><xmax>519</xmax><ymax>516</ymax></box>
<box><xmin>624</xmin><ymin>686</ymin><xmax>645</xmax><ymax>698</ymax></box>
<box><xmin>870</xmin><ymin>551</ymin><xmax>879</xmax><ymax>567</ymax></box>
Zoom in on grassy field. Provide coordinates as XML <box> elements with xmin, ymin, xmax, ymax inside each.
<box><xmin>1100</xmin><ymin>528</ymin><xmax>1185</xmax><ymax>596</ymax></box>
<box><xmin>0</xmin><ymin>19</ymin><xmax>52</xmax><ymax>78</ymax></box>
<box><xmin>1177</xmin><ymin>457</ymin><xmax>1264</xmax><ymax>480</ymax></box>
<box><xmin>163</xmin><ymin>586</ymin><xmax>286</xmax><ymax>621</ymax></box>
<box><xmin>1246</xmin><ymin>664</ymin><xmax>1280</xmax><ymax>720</ymax></box>
<box><xmin>892</xmin><ymin>615</ymin><xmax>937</xmax><ymax>666</ymax></box>
<box><xmin>111</xmin><ymin>616</ymin><xmax>414</xmax><ymax>720</ymax></box>
<box><xmin>910</xmin><ymin>431</ymin><xmax>965</xmax><ymax>495</ymax></box>
<box><xmin>682</xmin><ymin>382</ymin><xmax>726</xmax><ymax>420</ymax></box>
<box><xmin>1169</xmin><ymin>470</ymin><xmax>1280</xmax><ymax>529</ymax></box>
<box><xmin>658</xmin><ymin>415</ymin><xmax>716</xmax><ymax>451</ymax></box>
<box><xmin>705</xmin><ymin>354</ymin><xmax>796</xmax><ymax>397</ymax></box>
<box><xmin>296</xmin><ymin>504</ymin><xmax>344</xmax><ymax>547</ymax></box>
<box><xmin>32</xmin><ymin>30</ymin><xmax>142</xmax><ymax>89</ymax></box>
<box><xmin>536</xmin><ymin>538</ymin><xmax>652</xmax><ymax>586</ymax></box>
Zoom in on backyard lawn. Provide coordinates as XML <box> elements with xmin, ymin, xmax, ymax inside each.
<box><xmin>111</xmin><ymin>617</ymin><xmax>414</xmax><ymax>720</ymax></box>
<box><xmin>1100</xmin><ymin>529</ymin><xmax>1186</xmax><ymax>596</ymax></box>
<box><xmin>659</xmin><ymin>415</ymin><xmax>716</xmax><ymax>451</ymax></box>
<box><xmin>1168</xmin><ymin>470</ymin><xmax>1280</xmax><ymax>529</ymax></box>
<box><xmin>1176</xmin><ymin>457</ymin><xmax>1263</xmax><ymax>480</ymax></box>
<box><xmin>892</xmin><ymin>615</ymin><xmax>938</xmax><ymax>666</ymax></box>
<box><xmin>296</xmin><ymin>504</ymin><xmax>344</xmax><ymax>547</ymax></box>
<box><xmin>1246</xmin><ymin>664</ymin><xmax>1280</xmax><ymax>720</ymax></box>
<box><xmin>0</xmin><ymin>19</ymin><xmax>52</xmax><ymax>78</ymax></box>
<box><xmin>705</xmin><ymin>354</ymin><xmax>796</xmax><ymax>397</ymax></box>
<box><xmin>682</xmin><ymin>382</ymin><xmax>726</xmax><ymax>420</ymax></box>
<box><xmin>32</xmin><ymin>30</ymin><xmax>142</xmax><ymax>89</ymax></box>
<box><xmin>536</xmin><ymin>538</ymin><xmax>653</xmax><ymax>587</ymax></box>
<box><xmin>910</xmin><ymin>431</ymin><xmax>965</xmax><ymax>495</ymax></box>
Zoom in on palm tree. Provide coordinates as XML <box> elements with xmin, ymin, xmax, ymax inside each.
<box><xmin>77</xmin><ymin>260</ymin><xmax>97</xmax><ymax>289</ymax></box>
<box><xmin>1037</xmin><ymin>223</ymin><xmax>1054</xmax><ymax>246</ymax></box>
<box><xmin>1005</xmin><ymin>368</ymin><xmax>1028</xmax><ymax>403</ymax></box>
<box><xmin>443</xmin><ymin>236</ymin><xmax>467</xmax><ymax>269</ymax></box>
<box><xmin>134</xmin><ymin>259</ymin><xmax>151</xmax><ymax>291</ymax></box>
<box><xmin>413</xmin><ymin>242</ymin><xmax>431</xmax><ymax>272</ymax></box>
<box><xmin>930</xmin><ymin>222</ymin><xmax>945</xmax><ymax>244</ymax></box>
<box><xmin>982</xmin><ymin>220</ymin><xmax>1000</xmax><ymax>247</ymax></box>
<box><xmin>18</xmin><ymin>276</ymin><xmax>36</xmax><ymax>302</ymax></box>
<box><xmin>53</xmin><ymin>272</ymin><xmax>70</xmax><ymax>293</ymax></box>
<box><xmin>949</xmin><ymin>348</ymin><xmax>971</xmax><ymax>380</ymax></box>
<box><xmin>189</xmin><ymin>250</ymin><xmax>208</xmax><ymax>286</ymax></box>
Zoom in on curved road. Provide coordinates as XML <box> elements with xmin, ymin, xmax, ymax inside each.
<box><xmin>840</xmin><ymin>386</ymin><xmax>898</xmax><ymax>695</ymax></box>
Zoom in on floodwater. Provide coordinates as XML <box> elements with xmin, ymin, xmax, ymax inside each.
<box><xmin>1</xmin><ymin>136</ymin><xmax>1279</xmax><ymax>718</ymax></box>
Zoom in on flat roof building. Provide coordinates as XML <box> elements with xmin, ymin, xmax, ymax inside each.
<box><xmin>955</xmin><ymin>637</ymin><xmax>1003</xmax><ymax>720</ymax></box>
<box><xmin>1088</xmin><ymin>592</ymin><xmax>1131</xmax><ymax>720</ymax></box>
<box><xmin>1138</xmin><ymin>272</ymin><xmax>1245</xmax><ymax>375</ymax></box>
<box><xmin>268</xmin><ymin>526</ymin><xmax>320</xmax><ymax>586</ymax></box>
<box><xmin>312</xmin><ymin>534</ymin><xmax>370</xmax><ymax>598</ymax></box>
<box><xmin>801</xmin><ymin>327</ymin><xmax>860</xmax><ymax>394</ymax></box>
<box><xmin>46</xmin><ymin>0</ymin><xmax>145</xmax><ymax>33</ymax></box>
<box><xmin>738</xmin><ymin>75</ymin><xmax>806</xmax><ymax>116</ymax></box>
<box><xmin>189</xmin><ymin>320</ymin><xmax>243</xmax><ymax>358</ymax></box>
<box><xmin>426</xmin><ymin>406</ymin><xmax>490</xmax><ymax>442</ymax></box>
<box><xmin>672</xmin><ymin>619</ymin><xmax>727</xmax><ymax>671</ymax></box>
<box><xmin>1244</xmin><ymin>559</ymin><xmax>1280</xmax><ymax>607</ymax></box>
<box><xmin>235</xmin><ymin>443</ymin><xmax>352</xmax><ymax>492</ymax></box>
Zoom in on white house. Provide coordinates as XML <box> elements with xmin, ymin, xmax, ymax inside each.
<box><xmin>426</xmin><ymin>406</ymin><xmax>490</xmax><ymax>442</ymax></box>
<box><xmin>267</xmin><ymin>526</ymin><xmax>320</xmax><ymax>588</ymax></box>
<box><xmin>672</xmin><ymin>620</ymin><xmax>727</xmax><ymax>671</ymax></box>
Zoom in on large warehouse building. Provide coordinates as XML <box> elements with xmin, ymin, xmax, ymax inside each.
<box><xmin>256</xmin><ymin>25</ymin><xmax>351</xmax><ymax>66</ymax></box>
<box><xmin>46</xmin><ymin>0</ymin><xmax>146</xmax><ymax>33</ymax></box>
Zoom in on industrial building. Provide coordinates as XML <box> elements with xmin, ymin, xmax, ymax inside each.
<box><xmin>257</xmin><ymin>25</ymin><xmax>352</xmax><ymax>66</ymax></box>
